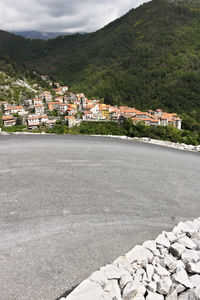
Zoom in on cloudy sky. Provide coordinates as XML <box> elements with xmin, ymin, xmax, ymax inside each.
<box><xmin>0</xmin><ymin>0</ymin><xmax>150</xmax><ymax>33</ymax></box>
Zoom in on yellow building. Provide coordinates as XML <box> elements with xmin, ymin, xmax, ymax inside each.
<box><xmin>101</xmin><ymin>108</ymin><xmax>110</xmax><ymax>120</ymax></box>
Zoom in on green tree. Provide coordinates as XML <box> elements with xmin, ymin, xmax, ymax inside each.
<box><xmin>16</xmin><ymin>115</ymin><xmax>23</xmax><ymax>126</ymax></box>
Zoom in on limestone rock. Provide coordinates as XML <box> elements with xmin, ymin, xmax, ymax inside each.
<box><xmin>160</xmin><ymin>247</ymin><xmax>169</xmax><ymax>256</ymax></box>
<box><xmin>187</xmin><ymin>262</ymin><xmax>200</xmax><ymax>274</ymax></box>
<box><xmin>100</xmin><ymin>264</ymin><xmax>125</xmax><ymax>279</ymax></box>
<box><xmin>173</xmin><ymin>222</ymin><xmax>196</xmax><ymax>234</ymax></box>
<box><xmin>191</xmin><ymin>239</ymin><xmax>200</xmax><ymax>250</ymax></box>
<box><xmin>176</xmin><ymin>260</ymin><xmax>185</xmax><ymax>269</ymax></box>
<box><xmin>157</xmin><ymin>277</ymin><xmax>172</xmax><ymax>295</ymax></box>
<box><xmin>173</xmin><ymin>268</ymin><xmax>193</xmax><ymax>288</ymax></box>
<box><xmin>104</xmin><ymin>279</ymin><xmax>122</xmax><ymax>299</ymax></box>
<box><xmin>152</xmin><ymin>256</ymin><xmax>161</xmax><ymax>265</ymax></box>
<box><xmin>191</xmin><ymin>232</ymin><xmax>200</xmax><ymax>240</ymax></box>
<box><xmin>170</xmin><ymin>243</ymin><xmax>186</xmax><ymax>258</ymax></box>
<box><xmin>131</xmin><ymin>262</ymin><xmax>140</xmax><ymax>271</ymax></box>
<box><xmin>145</xmin><ymin>264</ymin><xmax>154</xmax><ymax>281</ymax></box>
<box><xmin>193</xmin><ymin>219</ymin><xmax>200</xmax><ymax>230</ymax></box>
<box><xmin>175</xmin><ymin>284</ymin><xmax>186</xmax><ymax>293</ymax></box>
<box><xmin>190</xmin><ymin>274</ymin><xmax>200</xmax><ymax>288</ymax></box>
<box><xmin>146</xmin><ymin>291</ymin><xmax>164</xmax><ymax>300</ymax></box>
<box><xmin>164</xmin><ymin>254</ymin><xmax>178</xmax><ymax>272</ymax></box>
<box><xmin>119</xmin><ymin>273</ymin><xmax>133</xmax><ymax>289</ymax></box>
<box><xmin>142</xmin><ymin>272</ymin><xmax>149</xmax><ymax>283</ymax></box>
<box><xmin>136</xmin><ymin>269</ymin><xmax>145</xmax><ymax>277</ymax></box>
<box><xmin>152</xmin><ymin>273</ymin><xmax>160</xmax><ymax>283</ymax></box>
<box><xmin>155</xmin><ymin>234</ymin><xmax>170</xmax><ymax>248</ymax></box>
<box><xmin>178</xmin><ymin>236</ymin><xmax>196</xmax><ymax>250</ymax></box>
<box><xmin>114</xmin><ymin>256</ymin><xmax>134</xmax><ymax>275</ymax></box>
<box><xmin>177</xmin><ymin>290</ymin><xmax>196</xmax><ymax>300</ymax></box>
<box><xmin>125</xmin><ymin>293</ymin><xmax>145</xmax><ymax>300</ymax></box>
<box><xmin>133</xmin><ymin>295</ymin><xmax>145</xmax><ymax>300</ymax></box>
<box><xmin>147</xmin><ymin>281</ymin><xmax>157</xmax><ymax>292</ymax></box>
<box><xmin>66</xmin><ymin>279</ymin><xmax>107</xmax><ymax>300</ymax></box>
<box><xmin>143</xmin><ymin>240</ymin><xmax>160</xmax><ymax>256</ymax></box>
<box><xmin>89</xmin><ymin>270</ymin><xmax>108</xmax><ymax>287</ymax></box>
<box><xmin>154</xmin><ymin>264</ymin><xmax>170</xmax><ymax>277</ymax></box>
<box><xmin>122</xmin><ymin>280</ymin><xmax>146</xmax><ymax>298</ymax></box>
<box><xmin>158</xmin><ymin>258</ymin><xmax>166</xmax><ymax>268</ymax></box>
<box><xmin>185</xmin><ymin>221</ymin><xmax>199</xmax><ymax>232</ymax></box>
<box><xmin>182</xmin><ymin>250</ymin><xmax>199</xmax><ymax>264</ymax></box>
<box><xmin>125</xmin><ymin>245</ymin><xmax>153</xmax><ymax>265</ymax></box>
<box><xmin>165</xmin><ymin>232</ymin><xmax>179</xmax><ymax>243</ymax></box>
<box><xmin>166</xmin><ymin>290</ymin><xmax>178</xmax><ymax>300</ymax></box>
<box><xmin>194</xmin><ymin>287</ymin><xmax>200</xmax><ymax>300</ymax></box>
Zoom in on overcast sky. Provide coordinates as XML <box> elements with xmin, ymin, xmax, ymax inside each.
<box><xmin>0</xmin><ymin>0</ymin><xmax>151</xmax><ymax>33</ymax></box>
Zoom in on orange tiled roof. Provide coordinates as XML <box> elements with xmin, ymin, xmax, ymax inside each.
<box><xmin>151</xmin><ymin>118</ymin><xmax>158</xmax><ymax>122</ymax></box>
<box><xmin>2</xmin><ymin>116</ymin><xmax>14</xmax><ymax>120</ymax></box>
<box><xmin>134</xmin><ymin>111</ymin><xmax>146</xmax><ymax>114</ymax></box>
<box><xmin>28</xmin><ymin>115</ymin><xmax>48</xmax><ymax>120</ymax></box>
<box><xmin>48</xmin><ymin>102</ymin><xmax>60</xmax><ymax>105</ymax></box>
<box><xmin>65</xmin><ymin>116</ymin><xmax>75</xmax><ymax>119</ymax></box>
<box><xmin>84</xmin><ymin>111</ymin><xmax>92</xmax><ymax>114</ymax></box>
<box><xmin>6</xmin><ymin>106</ymin><xmax>23</xmax><ymax>110</ymax></box>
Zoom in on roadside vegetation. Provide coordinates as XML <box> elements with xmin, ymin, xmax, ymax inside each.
<box><xmin>2</xmin><ymin>119</ymin><xmax>199</xmax><ymax>146</ymax></box>
<box><xmin>74</xmin><ymin>119</ymin><xmax>200</xmax><ymax>145</ymax></box>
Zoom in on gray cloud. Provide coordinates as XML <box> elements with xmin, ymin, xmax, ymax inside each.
<box><xmin>0</xmin><ymin>0</ymin><xmax>151</xmax><ymax>33</ymax></box>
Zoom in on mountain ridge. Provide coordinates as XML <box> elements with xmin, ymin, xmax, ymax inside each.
<box><xmin>1</xmin><ymin>0</ymin><xmax>200</xmax><ymax>113</ymax></box>
<box><xmin>10</xmin><ymin>31</ymin><xmax>86</xmax><ymax>40</ymax></box>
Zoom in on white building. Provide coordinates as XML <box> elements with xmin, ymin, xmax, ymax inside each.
<box><xmin>32</xmin><ymin>98</ymin><xmax>43</xmax><ymax>106</ymax></box>
<box><xmin>62</xmin><ymin>86</ymin><xmax>68</xmax><ymax>93</ymax></box>
<box><xmin>160</xmin><ymin>117</ymin><xmax>168</xmax><ymax>126</ymax></box>
<box><xmin>55</xmin><ymin>97</ymin><xmax>64</xmax><ymax>103</ymax></box>
<box><xmin>5</xmin><ymin>106</ymin><xmax>26</xmax><ymax>115</ymax></box>
<box><xmin>2</xmin><ymin>116</ymin><xmax>16</xmax><ymax>127</ymax></box>
<box><xmin>34</xmin><ymin>105</ymin><xmax>45</xmax><ymax>115</ymax></box>
<box><xmin>90</xmin><ymin>104</ymin><xmax>99</xmax><ymax>117</ymax></box>
<box><xmin>60</xmin><ymin>104</ymin><xmax>68</xmax><ymax>114</ymax></box>
<box><xmin>65</xmin><ymin>116</ymin><xmax>80</xmax><ymax>128</ymax></box>
<box><xmin>39</xmin><ymin>91</ymin><xmax>52</xmax><ymax>103</ymax></box>
<box><xmin>27</xmin><ymin>115</ymin><xmax>49</xmax><ymax>128</ymax></box>
<box><xmin>174</xmin><ymin>118</ymin><xmax>182</xmax><ymax>130</ymax></box>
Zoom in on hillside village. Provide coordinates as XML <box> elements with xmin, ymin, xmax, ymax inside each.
<box><xmin>0</xmin><ymin>81</ymin><xmax>182</xmax><ymax>131</ymax></box>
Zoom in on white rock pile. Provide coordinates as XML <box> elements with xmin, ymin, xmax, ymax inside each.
<box><xmin>93</xmin><ymin>135</ymin><xmax>200</xmax><ymax>152</ymax></box>
<box><xmin>132</xmin><ymin>137</ymin><xmax>200</xmax><ymax>153</ymax></box>
<box><xmin>63</xmin><ymin>218</ymin><xmax>200</xmax><ymax>300</ymax></box>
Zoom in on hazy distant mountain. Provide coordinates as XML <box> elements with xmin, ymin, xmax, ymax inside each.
<box><xmin>10</xmin><ymin>31</ymin><xmax>79</xmax><ymax>40</ymax></box>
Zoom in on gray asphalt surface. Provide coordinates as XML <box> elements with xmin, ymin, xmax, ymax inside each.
<box><xmin>0</xmin><ymin>135</ymin><xmax>200</xmax><ymax>300</ymax></box>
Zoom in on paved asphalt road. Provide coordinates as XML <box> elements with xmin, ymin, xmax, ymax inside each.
<box><xmin>0</xmin><ymin>135</ymin><xmax>200</xmax><ymax>300</ymax></box>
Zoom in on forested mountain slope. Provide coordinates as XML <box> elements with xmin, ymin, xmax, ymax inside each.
<box><xmin>1</xmin><ymin>0</ymin><xmax>200</xmax><ymax>113</ymax></box>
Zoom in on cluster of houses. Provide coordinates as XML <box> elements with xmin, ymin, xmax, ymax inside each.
<box><xmin>0</xmin><ymin>82</ymin><xmax>182</xmax><ymax>130</ymax></box>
